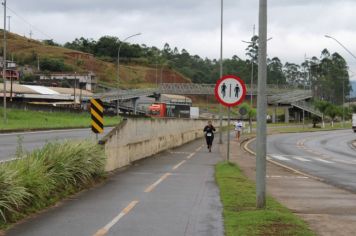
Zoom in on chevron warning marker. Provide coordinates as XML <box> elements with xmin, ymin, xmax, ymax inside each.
<box><xmin>90</xmin><ymin>98</ymin><xmax>104</xmax><ymax>134</ymax></box>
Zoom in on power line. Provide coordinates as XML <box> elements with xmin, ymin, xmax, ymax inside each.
<box><xmin>5</xmin><ymin>5</ymin><xmax>53</xmax><ymax>39</ymax></box>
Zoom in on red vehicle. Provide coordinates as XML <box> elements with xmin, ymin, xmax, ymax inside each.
<box><xmin>148</xmin><ymin>103</ymin><xmax>167</xmax><ymax>117</ymax></box>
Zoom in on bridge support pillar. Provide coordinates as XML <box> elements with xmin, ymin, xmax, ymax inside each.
<box><xmin>285</xmin><ymin>107</ymin><xmax>290</xmax><ymax>123</ymax></box>
<box><xmin>272</xmin><ymin>105</ymin><xmax>277</xmax><ymax>123</ymax></box>
<box><xmin>132</xmin><ymin>98</ymin><xmax>139</xmax><ymax>115</ymax></box>
<box><xmin>295</xmin><ymin>111</ymin><xmax>300</xmax><ymax>123</ymax></box>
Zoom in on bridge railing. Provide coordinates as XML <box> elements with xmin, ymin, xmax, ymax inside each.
<box><xmin>158</xmin><ymin>83</ymin><xmax>311</xmax><ymax>95</ymax></box>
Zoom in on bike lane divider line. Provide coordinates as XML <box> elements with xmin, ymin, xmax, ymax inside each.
<box><xmin>93</xmin><ymin>200</ymin><xmax>139</xmax><ymax>236</ymax></box>
<box><xmin>144</xmin><ymin>173</ymin><xmax>172</xmax><ymax>193</ymax></box>
<box><xmin>195</xmin><ymin>145</ymin><xmax>204</xmax><ymax>152</ymax></box>
<box><xmin>186</xmin><ymin>152</ymin><xmax>195</xmax><ymax>159</ymax></box>
<box><xmin>172</xmin><ymin>160</ymin><xmax>187</xmax><ymax>170</ymax></box>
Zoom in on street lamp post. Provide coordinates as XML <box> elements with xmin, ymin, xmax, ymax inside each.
<box><xmin>2</xmin><ymin>0</ymin><xmax>7</xmax><ymax>123</ymax></box>
<box><xmin>116</xmin><ymin>33</ymin><xmax>141</xmax><ymax>115</ymax></box>
<box><xmin>324</xmin><ymin>35</ymin><xmax>355</xmax><ymax>127</ymax></box>
<box><xmin>218</xmin><ymin>0</ymin><xmax>223</xmax><ymax>144</ymax></box>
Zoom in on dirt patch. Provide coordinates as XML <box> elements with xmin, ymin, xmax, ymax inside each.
<box><xmin>144</xmin><ymin>68</ymin><xmax>190</xmax><ymax>84</ymax></box>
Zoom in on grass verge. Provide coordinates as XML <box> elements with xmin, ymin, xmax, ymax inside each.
<box><xmin>216</xmin><ymin>162</ymin><xmax>315</xmax><ymax>236</ymax></box>
<box><xmin>0</xmin><ymin>108</ymin><xmax>121</xmax><ymax>131</ymax></box>
<box><xmin>0</xmin><ymin>140</ymin><xmax>106</xmax><ymax>230</ymax></box>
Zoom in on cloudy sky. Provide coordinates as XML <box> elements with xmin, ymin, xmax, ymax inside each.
<box><xmin>6</xmin><ymin>0</ymin><xmax>356</xmax><ymax>80</ymax></box>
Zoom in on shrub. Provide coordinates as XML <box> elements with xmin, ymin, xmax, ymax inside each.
<box><xmin>0</xmin><ymin>140</ymin><xmax>105</xmax><ymax>225</ymax></box>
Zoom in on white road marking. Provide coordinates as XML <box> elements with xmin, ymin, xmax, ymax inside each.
<box><xmin>195</xmin><ymin>145</ymin><xmax>203</xmax><ymax>152</ymax></box>
<box><xmin>172</xmin><ymin>160</ymin><xmax>186</xmax><ymax>170</ymax></box>
<box><xmin>294</xmin><ymin>157</ymin><xmax>311</xmax><ymax>162</ymax></box>
<box><xmin>267</xmin><ymin>175</ymin><xmax>309</xmax><ymax>179</ymax></box>
<box><xmin>270</xmin><ymin>155</ymin><xmax>290</xmax><ymax>161</ymax></box>
<box><xmin>186</xmin><ymin>153</ymin><xmax>195</xmax><ymax>159</ymax></box>
<box><xmin>314</xmin><ymin>158</ymin><xmax>334</xmax><ymax>164</ymax></box>
<box><xmin>144</xmin><ymin>173</ymin><xmax>172</xmax><ymax>193</ymax></box>
<box><xmin>93</xmin><ymin>200</ymin><xmax>139</xmax><ymax>236</ymax></box>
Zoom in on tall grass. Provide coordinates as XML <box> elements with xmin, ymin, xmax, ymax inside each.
<box><xmin>0</xmin><ymin>140</ymin><xmax>105</xmax><ymax>226</ymax></box>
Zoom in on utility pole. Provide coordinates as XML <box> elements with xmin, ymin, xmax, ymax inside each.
<box><xmin>7</xmin><ymin>15</ymin><xmax>10</xmax><ymax>32</ymax></box>
<box><xmin>2</xmin><ymin>0</ymin><xmax>7</xmax><ymax>123</ymax></box>
<box><xmin>73</xmin><ymin>72</ymin><xmax>77</xmax><ymax>104</ymax></box>
<box><xmin>256</xmin><ymin>0</ymin><xmax>267</xmax><ymax>209</ymax></box>
<box><xmin>29</xmin><ymin>30</ymin><xmax>33</xmax><ymax>39</ymax></box>
<box><xmin>218</xmin><ymin>0</ymin><xmax>224</xmax><ymax>144</ymax></box>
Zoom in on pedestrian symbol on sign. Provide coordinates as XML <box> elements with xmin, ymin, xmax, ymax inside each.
<box><xmin>235</xmin><ymin>85</ymin><xmax>240</xmax><ymax>98</ymax></box>
<box><xmin>221</xmin><ymin>83</ymin><xmax>227</xmax><ymax>98</ymax></box>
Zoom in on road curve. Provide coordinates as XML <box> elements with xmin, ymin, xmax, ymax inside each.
<box><xmin>249</xmin><ymin>129</ymin><xmax>356</xmax><ymax>192</ymax></box>
<box><xmin>0</xmin><ymin>128</ymin><xmax>112</xmax><ymax>162</ymax></box>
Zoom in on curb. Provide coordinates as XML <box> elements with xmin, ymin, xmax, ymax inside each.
<box><xmin>243</xmin><ymin>137</ymin><xmax>324</xmax><ymax>182</ymax></box>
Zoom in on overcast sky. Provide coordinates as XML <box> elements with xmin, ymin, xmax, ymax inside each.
<box><xmin>6</xmin><ymin>0</ymin><xmax>356</xmax><ymax>80</ymax></box>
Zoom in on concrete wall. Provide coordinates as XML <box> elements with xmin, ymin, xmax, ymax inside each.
<box><xmin>101</xmin><ymin>118</ymin><xmax>223</xmax><ymax>171</ymax></box>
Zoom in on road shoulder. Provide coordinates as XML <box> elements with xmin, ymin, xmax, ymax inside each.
<box><xmin>227</xmin><ymin>138</ymin><xmax>356</xmax><ymax>236</ymax></box>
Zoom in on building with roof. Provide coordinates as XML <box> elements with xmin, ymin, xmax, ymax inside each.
<box><xmin>0</xmin><ymin>57</ymin><xmax>20</xmax><ymax>82</ymax></box>
<box><xmin>39</xmin><ymin>72</ymin><xmax>96</xmax><ymax>91</ymax></box>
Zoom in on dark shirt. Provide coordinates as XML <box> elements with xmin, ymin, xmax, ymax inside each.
<box><xmin>204</xmin><ymin>125</ymin><xmax>216</xmax><ymax>136</ymax></box>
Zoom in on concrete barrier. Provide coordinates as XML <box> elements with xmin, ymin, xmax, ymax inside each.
<box><xmin>100</xmin><ymin>118</ymin><xmax>224</xmax><ymax>171</ymax></box>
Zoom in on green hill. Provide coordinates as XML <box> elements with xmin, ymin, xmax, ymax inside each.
<box><xmin>1</xmin><ymin>31</ymin><xmax>190</xmax><ymax>89</ymax></box>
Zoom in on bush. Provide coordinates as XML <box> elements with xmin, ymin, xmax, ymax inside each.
<box><xmin>0</xmin><ymin>140</ymin><xmax>105</xmax><ymax>225</ymax></box>
<box><xmin>40</xmin><ymin>58</ymin><xmax>74</xmax><ymax>72</ymax></box>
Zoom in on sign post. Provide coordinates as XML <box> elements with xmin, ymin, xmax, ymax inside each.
<box><xmin>90</xmin><ymin>98</ymin><xmax>104</xmax><ymax>139</ymax></box>
<box><xmin>215</xmin><ymin>75</ymin><xmax>246</xmax><ymax>162</ymax></box>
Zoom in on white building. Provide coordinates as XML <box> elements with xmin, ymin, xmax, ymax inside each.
<box><xmin>39</xmin><ymin>72</ymin><xmax>96</xmax><ymax>91</ymax></box>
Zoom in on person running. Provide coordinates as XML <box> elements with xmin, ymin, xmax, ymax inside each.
<box><xmin>234</xmin><ymin>119</ymin><xmax>243</xmax><ymax>141</ymax></box>
<box><xmin>204</xmin><ymin>121</ymin><xmax>216</xmax><ymax>152</ymax></box>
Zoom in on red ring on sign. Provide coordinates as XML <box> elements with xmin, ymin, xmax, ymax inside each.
<box><xmin>214</xmin><ymin>75</ymin><xmax>247</xmax><ymax>107</ymax></box>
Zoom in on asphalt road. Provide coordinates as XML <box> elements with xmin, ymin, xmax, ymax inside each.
<box><xmin>0</xmin><ymin>128</ymin><xmax>112</xmax><ymax>162</ymax></box>
<box><xmin>249</xmin><ymin>129</ymin><xmax>356</xmax><ymax>192</ymax></box>
<box><xmin>6</xmin><ymin>138</ymin><xmax>224</xmax><ymax>236</ymax></box>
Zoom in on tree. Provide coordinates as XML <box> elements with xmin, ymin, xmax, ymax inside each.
<box><xmin>284</xmin><ymin>62</ymin><xmax>301</xmax><ymax>86</ymax></box>
<box><xmin>325</xmin><ymin>104</ymin><xmax>342</xmax><ymax>127</ymax></box>
<box><xmin>268</xmin><ymin>57</ymin><xmax>286</xmax><ymax>84</ymax></box>
<box><xmin>239</xmin><ymin>102</ymin><xmax>256</xmax><ymax>133</ymax></box>
<box><xmin>43</xmin><ymin>39</ymin><xmax>61</xmax><ymax>47</ymax></box>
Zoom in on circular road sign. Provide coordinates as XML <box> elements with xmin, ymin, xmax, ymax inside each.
<box><xmin>215</xmin><ymin>75</ymin><xmax>247</xmax><ymax>107</ymax></box>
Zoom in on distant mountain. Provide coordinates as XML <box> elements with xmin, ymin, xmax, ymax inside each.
<box><xmin>351</xmin><ymin>81</ymin><xmax>356</xmax><ymax>98</ymax></box>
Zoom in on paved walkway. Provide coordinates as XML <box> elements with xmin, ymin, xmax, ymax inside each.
<box><xmin>5</xmin><ymin>139</ymin><xmax>224</xmax><ymax>236</ymax></box>
<box><xmin>222</xmin><ymin>138</ymin><xmax>356</xmax><ymax>236</ymax></box>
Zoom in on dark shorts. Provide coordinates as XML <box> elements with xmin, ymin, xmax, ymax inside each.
<box><xmin>205</xmin><ymin>134</ymin><xmax>214</xmax><ymax>146</ymax></box>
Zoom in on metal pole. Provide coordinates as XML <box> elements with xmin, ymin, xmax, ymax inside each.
<box><xmin>7</xmin><ymin>15</ymin><xmax>10</xmax><ymax>32</ymax></box>
<box><xmin>256</xmin><ymin>0</ymin><xmax>267</xmax><ymax>209</ymax></box>
<box><xmin>227</xmin><ymin>106</ymin><xmax>231</xmax><ymax>162</ymax></box>
<box><xmin>250</xmin><ymin>25</ymin><xmax>255</xmax><ymax>107</ymax></box>
<box><xmin>342</xmin><ymin>80</ymin><xmax>345</xmax><ymax>128</ymax></box>
<box><xmin>218</xmin><ymin>0</ymin><xmax>223</xmax><ymax>144</ymax></box>
<box><xmin>73</xmin><ymin>72</ymin><xmax>76</xmax><ymax>103</ymax></box>
<box><xmin>2</xmin><ymin>0</ymin><xmax>7</xmax><ymax>123</ymax></box>
<box><xmin>116</xmin><ymin>33</ymin><xmax>141</xmax><ymax>117</ymax></box>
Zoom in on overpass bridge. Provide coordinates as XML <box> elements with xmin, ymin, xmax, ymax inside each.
<box><xmin>93</xmin><ymin>83</ymin><xmax>321</xmax><ymax>121</ymax></box>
